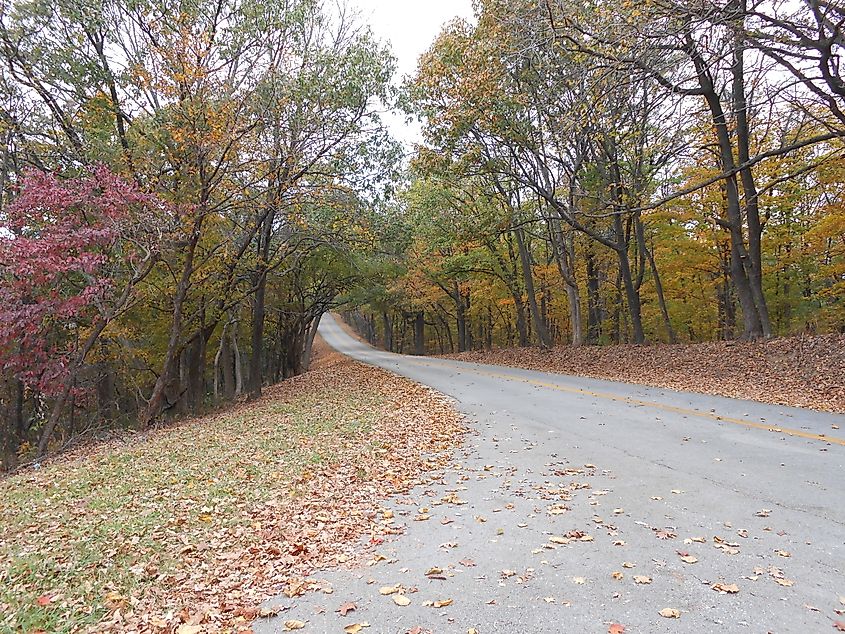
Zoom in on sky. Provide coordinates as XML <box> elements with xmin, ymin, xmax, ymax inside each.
<box><xmin>348</xmin><ymin>0</ymin><xmax>476</xmax><ymax>149</ymax></box>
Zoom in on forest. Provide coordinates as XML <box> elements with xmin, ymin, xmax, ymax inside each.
<box><xmin>1</xmin><ymin>0</ymin><xmax>844</xmax><ymax>469</ymax></box>
<box><xmin>349</xmin><ymin>0</ymin><xmax>845</xmax><ymax>355</ymax></box>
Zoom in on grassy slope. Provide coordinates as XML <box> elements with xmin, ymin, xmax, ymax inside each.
<box><xmin>0</xmin><ymin>340</ymin><xmax>463</xmax><ymax>633</ymax></box>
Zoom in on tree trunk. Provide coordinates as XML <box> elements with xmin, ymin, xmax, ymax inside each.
<box><xmin>586</xmin><ymin>248</ymin><xmax>602</xmax><ymax>344</ymax></box>
<box><xmin>414</xmin><ymin>311</ymin><xmax>425</xmax><ymax>355</ymax></box>
<box><xmin>233</xmin><ymin>330</ymin><xmax>243</xmax><ymax>396</ymax></box>
<box><xmin>216</xmin><ymin>322</ymin><xmax>236</xmax><ymax>401</ymax></box>
<box><xmin>486</xmin><ymin>306</ymin><xmax>494</xmax><ymax>350</ymax></box>
<box><xmin>694</xmin><ymin>50</ymin><xmax>763</xmax><ymax>338</ymax></box>
<box><xmin>183</xmin><ymin>330</ymin><xmax>209</xmax><ymax>414</ymax></box>
<box><xmin>38</xmin><ymin>317</ymin><xmax>110</xmax><ymax>455</ymax></box>
<box><xmin>550</xmin><ymin>219</ymin><xmax>583</xmax><ymax>345</ymax></box>
<box><xmin>453</xmin><ymin>283</ymin><xmax>469</xmax><ymax>352</ymax></box>
<box><xmin>645</xmin><ymin>240</ymin><xmax>677</xmax><ymax>344</ymax></box>
<box><xmin>96</xmin><ymin>361</ymin><xmax>117</xmax><ymax>423</ymax></box>
<box><xmin>614</xmin><ymin>214</ymin><xmax>645</xmax><ymax>344</ymax></box>
<box><xmin>515</xmin><ymin>227</ymin><xmax>552</xmax><ymax>348</ymax></box>
<box><xmin>141</xmin><ymin>233</ymin><xmax>198</xmax><ymax>426</ymax></box>
<box><xmin>302</xmin><ymin>313</ymin><xmax>322</xmax><ymax>371</ymax></box>
<box><xmin>732</xmin><ymin>9</ymin><xmax>772</xmax><ymax>336</ymax></box>
<box><xmin>382</xmin><ymin>312</ymin><xmax>393</xmax><ymax>352</ymax></box>
<box><xmin>248</xmin><ymin>269</ymin><xmax>268</xmax><ymax>398</ymax></box>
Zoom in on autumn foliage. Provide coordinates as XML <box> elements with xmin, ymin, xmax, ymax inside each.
<box><xmin>0</xmin><ymin>167</ymin><xmax>160</xmax><ymax>397</ymax></box>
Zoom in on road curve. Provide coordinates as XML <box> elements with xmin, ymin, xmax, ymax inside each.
<box><xmin>257</xmin><ymin>313</ymin><xmax>845</xmax><ymax>634</ymax></box>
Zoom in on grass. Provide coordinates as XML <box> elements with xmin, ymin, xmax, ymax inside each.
<box><xmin>0</xmin><ymin>373</ymin><xmax>387</xmax><ymax>633</ymax></box>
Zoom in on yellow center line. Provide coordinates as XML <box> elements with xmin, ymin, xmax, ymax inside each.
<box><xmin>407</xmin><ymin>359</ymin><xmax>845</xmax><ymax>447</ymax></box>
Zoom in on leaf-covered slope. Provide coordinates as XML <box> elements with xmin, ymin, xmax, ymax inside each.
<box><xmin>442</xmin><ymin>334</ymin><xmax>845</xmax><ymax>413</ymax></box>
<box><xmin>0</xmin><ymin>339</ymin><xmax>465</xmax><ymax>632</ymax></box>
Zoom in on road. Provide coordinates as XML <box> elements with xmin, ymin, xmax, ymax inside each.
<box><xmin>256</xmin><ymin>314</ymin><xmax>845</xmax><ymax>633</ymax></box>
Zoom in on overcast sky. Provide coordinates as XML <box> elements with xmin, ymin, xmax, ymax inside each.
<box><xmin>348</xmin><ymin>0</ymin><xmax>475</xmax><ymax>149</ymax></box>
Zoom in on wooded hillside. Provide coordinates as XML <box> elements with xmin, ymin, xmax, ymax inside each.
<box><xmin>0</xmin><ymin>0</ymin><xmax>398</xmax><ymax>469</ymax></box>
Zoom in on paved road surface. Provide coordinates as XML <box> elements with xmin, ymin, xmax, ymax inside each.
<box><xmin>256</xmin><ymin>314</ymin><xmax>845</xmax><ymax>633</ymax></box>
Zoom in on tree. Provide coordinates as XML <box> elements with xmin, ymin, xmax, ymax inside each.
<box><xmin>0</xmin><ymin>166</ymin><xmax>165</xmax><ymax>459</ymax></box>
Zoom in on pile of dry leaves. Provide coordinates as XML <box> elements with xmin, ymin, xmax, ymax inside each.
<box><xmin>443</xmin><ymin>333</ymin><xmax>845</xmax><ymax>413</ymax></box>
<box><xmin>0</xmin><ymin>339</ymin><xmax>464</xmax><ymax>633</ymax></box>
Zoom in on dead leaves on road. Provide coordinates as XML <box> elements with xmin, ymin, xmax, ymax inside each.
<box><xmin>392</xmin><ymin>595</ymin><xmax>411</xmax><ymax>607</ymax></box>
<box><xmin>659</xmin><ymin>608</ymin><xmax>681</xmax><ymax>619</ymax></box>
<box><xmin>336</xmin><ymin>602</ymin><xmax>356</xmax><ymax>617</ymax></box>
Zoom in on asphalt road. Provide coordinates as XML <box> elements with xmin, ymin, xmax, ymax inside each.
<box><xmin>256</xmin><ymin>314</ymin><xmax>845</xmax><ymax>634</ymax></box>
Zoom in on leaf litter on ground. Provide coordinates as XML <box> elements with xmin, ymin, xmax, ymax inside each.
<box><xmin>0</xmin><ymin>337</ymin><xmax>465</xmax><ymax>632</ymax></box>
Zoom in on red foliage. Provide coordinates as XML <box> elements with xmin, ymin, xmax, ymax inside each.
<box><xmin>0</xmin><ymin>166</ymin><xmax>158</xmax><ymax>396</ymax></box>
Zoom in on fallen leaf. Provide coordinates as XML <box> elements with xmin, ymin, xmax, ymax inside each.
<box><xmin>659</xmin><ymin>608</ymin><xmax>681</xmax><ymax>618</ymax></box>
<box><xmin>712</xmin><ymin>583</ymin><xmax>740</xmax><ymax>593</ymax></box>
<box><xmin>344</xmin><ymin>624</ymin><xmax>370</xmax><ymax>634</ymax></box>
<box><xmin>776</xmin><ymin>578</ymin><xmax>795</xmax><ymax>587</ymax></box>
<box><xmin>609</xmin><ymin>625</ymin><xmax>626</xmax><ymax>634</ymax></box>
<box><xmin>679</xmin><ymin>555</ymin><xmax>698</xmax><ymax>564</ymax></box>
<box><xmin>611</xmin><ymin>571</ymin><xmax>624</xmax><ymax>580</ymax></box>
<box><xmin>259</xmin><ymin>605</ymin><xmax>287</xmax><ymax>617</ymax></box>
<box><xmin>432</xmin><ymin>598</ymin><xmax>453</xmax><ymax>608</ymax></box>
<box><xmin>549</xmin><ymin>536</ymin><xmax>570</xmax><ymax>544</ymax></box>
<box><xmin>283</xmin><ymin>621</ymin><xmax>306</xmax><ymax>631</ymax></box>
<box><xmin>393</xmin><ymin>595</ymin><xmax>411</xmax><ymax>607</ymax></box>
<box><xmin>379</xmin><ymin>585</ymin><xmax>400</xmax><ymax>595</ymax></box>
<box><xmin>834</xmin><ymin>622</ymin><xmax>845</xmax><ymax>632</ymax></box>
<box><xmin>176</xmin><ymin>627</ymin><xmax>203</xmax><ymax>634</ymax></box>
<box><xmin>337</xmin><ymin>602</ymin><xmax>356</xmax><ymax>617</ymax></box>
<box><xmin>633</xmin><ymin>575</ymin><xmax>652</xmax><ymax>584</ymax></box>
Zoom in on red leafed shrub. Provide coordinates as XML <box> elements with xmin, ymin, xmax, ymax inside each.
<box><xmin>0</xmin><ymin>165</ymin><xmax>160</xmax><ymax>396</ymax></box>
